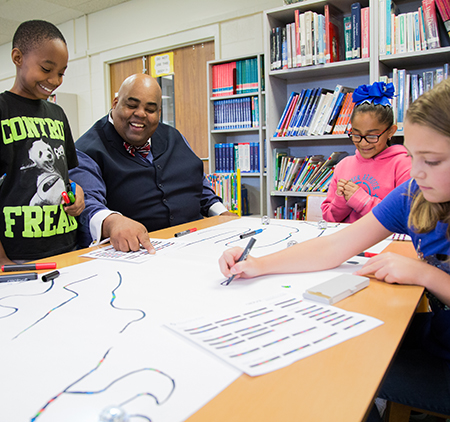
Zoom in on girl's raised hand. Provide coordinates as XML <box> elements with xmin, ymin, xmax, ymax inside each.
<box><xmin>336</xmin><ymin>179</ymin><xmax>348</xmax><ymax>196</ymax></box>
<box><xmin>342</xmin><ymin>180</ymin><xmax>360</xmax><ymax>201</ymax></box>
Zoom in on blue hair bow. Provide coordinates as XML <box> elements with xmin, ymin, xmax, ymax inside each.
<box><xmin>352</xmin><ymin>82</ymin><xmax>395</xmax><ymax>107</ymax></box>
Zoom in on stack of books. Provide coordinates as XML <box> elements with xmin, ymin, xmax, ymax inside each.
<box><xmin>273</xmin><ymin>85</ymin><xmax>354</xmax><ymax>137</ymax></box>
<box><xmin>274</xmin><ymin>199</ymin><xmax>307</xmax><ymax>220</ymax></box>
<box><xmin>213</xmin><ymin>97</ymin><xmax>259</xmax><ymax>130</ymax></box>
<box><xmin>206</xmin><ymin>173</ymin><xmax>241</xmax><ymax>213</ymax></box>
<box><xmin>215</xmin><ymin>142</ymin><xmax>260</xmax><ymax>173</ymax></box>
<box><xmin>273</xmin><ymin>150</ymin><xmax>348</xmax><ymax>193</ymax></box>
<box><xmin>270</xmin><ymin>2</ymin><xmax>370</xmax><ymax>70</ymax></box>
<box><xmin>212</xmin><ymin>58</ymin><xmax>259</xmax><ymax>97</ymax></box>
<box><xmin>206</xmin><ymin>173</ymin><xmax>250</xmax><ymax>216</ymax></box>
<box><xmin>379</xmin><ymin>0</ymin><xmax>445</xmax><ymax>56</ymax></box>
<box><xmin>381</xmin><ymin>64</ymin><xmax>449</xmax><ymax>132</ymax></box>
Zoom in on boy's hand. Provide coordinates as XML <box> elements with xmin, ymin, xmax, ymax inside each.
<box><xmin>63</xmin><ymin>182</ymin><xmax>85</xmax><ymax>216</ymax></box>
<box><xmin>0</xmin><ymin>241</ymin><xmax>14</xmax><ymax>267</ymax></box>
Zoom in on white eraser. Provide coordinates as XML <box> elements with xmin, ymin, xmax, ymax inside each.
<box><xmin>303</xmin><ymin>274</ymin><xmax>370</xmax><ymax>305</ymax></box>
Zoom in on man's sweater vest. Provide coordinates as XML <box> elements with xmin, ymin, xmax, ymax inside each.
<box><xmin>76</xmin><ymin>116</ymin><xmax>204</xmax><ymax>232</ymax></box>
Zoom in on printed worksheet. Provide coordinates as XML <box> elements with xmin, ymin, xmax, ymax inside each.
<box><xmin>81</xmin><ymin>239</ymin><xmax>185</xmax><ymax>263</ymax></box>
<box><xmin>167</xmin><ymin>293</ymin><xmax>383</xmax><ymax>376</ymax></box>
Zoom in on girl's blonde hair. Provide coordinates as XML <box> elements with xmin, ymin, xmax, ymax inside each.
<box><xmin>406</xmin><ymin>78</ymin><xmax>450</xmax><ymax>236</ymax></box>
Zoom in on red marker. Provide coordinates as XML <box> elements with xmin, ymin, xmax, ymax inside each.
<box><xmin>2</xmin><ymin>262</ymin><xmax>57</xmax><ymax>272</ymax></box>
<box><xmin>174</xmin><ymin>228</ymin><xmax>198</xmax><ymax>237</ymax></box>
<box><xmin>61</xmin><ymin>191</ymin><xmax>71</xmax><ymax>204</ymax></box>
<box><xmin>357</xmin><ymin>252</ymin><xmax>379</xmax><ymax>258</ymax></box>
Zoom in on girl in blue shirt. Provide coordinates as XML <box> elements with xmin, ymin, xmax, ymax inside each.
<box><xmin>219</xmin><ymin>79</ymin><xmax>450</xmax><ymax>418</ymax></box>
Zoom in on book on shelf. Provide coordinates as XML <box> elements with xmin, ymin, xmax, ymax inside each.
<box><xmin>351</xmin><ymin>2</ymin><xmax>361</xmax><ymax>59</ymax></box>
<box><xmin>382</xmin><ymin>66</ymin><xmax>449</xmax><ymax>129</ymax></box>
<box><xmin>435</xmin><ymin>0</ymin><xmax>450</xmax><ymax>40</ymax></box>
<box><xmin>381</xmin><ymin>0</ymin><xmax>387</xmax><ymax>55</ymax></box>
<box><xmin>361</xmin><ymin>7</ymin><xmax>370</xmax><ymax>58</ymax></box>
<box><xmin>423</xmin><ymin>0</ymin><xmax>441</xmax><ymax>48</ymax></box>
<box><xmin>377</xmin><ymin>0</ymin><xmax>450</xmax><ymax>56</ymax></box>
<box><xmin>212</xmin><ymin>62</ymin><xmax>236</xmax><ymax>97</ymax></box>
<box><xmin>274</xmin><ymin>151</ymin><xmax>349</xmax><ymax>193</ymax></box>
<box><xmin>274</xmin><ymin>86</ymin><xmax>354</xmax><ymax>138</ymax></box>
<box><xmin>271</xmin><ymin>4</ymin><xmax>354</xmax><ymax>70</ymax></box>
<box><xmin>297</xmin><ymin>87</ymin><xmax>323</xmax><ymax>136</ymax></box>
<box><xmin>397</xmin><ymin>69</ymin><xmax>406</xmax><ymax>132</ymax></box>
<box><xmin>206</xmin><ymin>173</ymin><xmax>246</xmax><ymax>214</ymax></box>
<box><xmin>212</xmin><ymin>58</ymin><xmax>259</xmax><ymax>97</ymax></box>
<box><xmin>274</xmin><ymin>198</ymin><xmax>307</xmax><ymax>220</ymax></box>
<box><xmin>294</xmin><ymin>9</ymin><xmax>302</xmax><ymax>66</ymax></box>
<box><xmin>325</xmin><ymin>3</ymin><xmax>343</xmax><ymax>63</ymax></box>
<box><xmin>344</xmin><ymin>16</ymin><xmax>353</xmax><ymax>60</ymax></box>
<box><xmin>332</xmin><ymin>92</ymin><xmax>355</xmax><ymax>135</ymax></box>
<box><xmin>214</xmin><ymin>142</ymin><xmax>260</xmax><ymax>173</ymax></box>
<box><xmin>291</xmin><ymin>88</ymin><xmax>314</xmax><ymax>136</ymax></box>
<box><xmin>286</xmin><ymin>89</ymin><xmax>307</xmax><ymax>136</ymax></box>
<box><xmin>213</xmin><ymin>97</ymin><xmax>258</xmax><ymax>130</ymax></box>
<box><xmin>273</xmin><ymin>148</ymin><xmax>289</xmax><ymax>190</ymax></box>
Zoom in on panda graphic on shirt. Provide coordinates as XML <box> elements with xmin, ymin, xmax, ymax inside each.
<box><xmin>20</xmin><ymin>138</ymin><xmax>66</xmax><ymax>206</ymax></box>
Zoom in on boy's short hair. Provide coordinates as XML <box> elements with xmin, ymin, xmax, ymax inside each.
<box><xmin>12</xmin><ymin>20</ymin><xmax>66</xmax><ymax>55</ymax></box>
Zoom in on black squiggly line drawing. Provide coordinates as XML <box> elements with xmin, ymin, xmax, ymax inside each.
<box><xmin>12</xmin><ymin>274</ymin><xmax>98</xmax><ymax>339</ymax></box>
<box><xmin>0</xmin><ymin>279</ymin><xmax>55</xmax><ymax>320</ymax></box>
<box><xmin>31</xmin><ymin>348</ymin><xmax>175</xmax><ymax>422</ymax></box>
<box><xmin>110</xmin><ymin>271</ymin><xmax>146</xmax><ymax>333</ymax></box>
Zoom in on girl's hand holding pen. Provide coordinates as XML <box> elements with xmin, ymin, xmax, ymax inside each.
<box><xmin>219</xmin><ymin>247</ymin><xmax>260</xmax><ymax>280</ymax></box>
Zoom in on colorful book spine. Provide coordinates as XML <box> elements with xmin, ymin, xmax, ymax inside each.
<box><xmin>435</xmin><ymin>0</ymin><xmax>450</xmax><ymax>39</ymax></box>
<box><xmin>379</xmin><ymin>0</ymin><xmax>386</xmax><ymax>55</ymax></box>
<box><xmin>397</xmin><ymin>68</ymin><xmax>406</xmax><ymax>132</ymax></box>
<box><xmin>361</xmin><ymin>7</ymin><xmax>370</xmax><ymax>58</ymax></box>
<box><xmin>344</xmin><ymin>16</ymin><xmax>353</xmax><ymax>60</ymax></box>
<box><xmin>414</xmin><ymin>11</ymin><xmax>422</xmax><ymax>51</ymax></box>
<box><xmin>351</xmin><ymin>2</ymin><xmax>361</xmax><ymax>58</ymax></box>
<box><xmin>422</xmin><ymin>0</ymin><xmax>441</xmax><ymax>48</ymax></box>
<box><xmin>274</xmin><ymin>92</ymin><xmax>298</xmax><ymax>137</ymax></box>
<box><xmin>295</xmin><ymin>9</ymin><xmax>302</xmax><ymax>66</ymax></box>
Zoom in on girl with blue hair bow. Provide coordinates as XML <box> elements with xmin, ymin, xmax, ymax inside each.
<box><xmin>321</xmin><ymin>81</ymin><xmax>412</xmax><ymax>223</ymax></box>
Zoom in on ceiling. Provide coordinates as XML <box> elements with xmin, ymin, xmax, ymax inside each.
<box><xmin>0</xmin><ymin>0</ymin><xmax>131</xmax><ymax>46</ymax></box>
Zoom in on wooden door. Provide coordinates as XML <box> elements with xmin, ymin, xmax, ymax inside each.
<box><xmin>172</xmin><ymin>41</ymin><xmax>214</xmax><ymax>167</ymax></box>
<box><xmin>110</xmin><ymin>56</ymin><xmax>146</xmax><ymax>104</ymax></box>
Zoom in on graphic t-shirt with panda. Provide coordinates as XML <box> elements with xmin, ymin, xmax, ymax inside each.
<box><xmin>0</xmin><ymin>91</ymin><xmax>78</xmax><ymax>261</ymax></box>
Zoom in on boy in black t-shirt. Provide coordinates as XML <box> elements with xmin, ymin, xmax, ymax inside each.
<box><xmin>0</xmin><ymin>20</ymin><xmax>84</xmax><ymax>264</ymax></box>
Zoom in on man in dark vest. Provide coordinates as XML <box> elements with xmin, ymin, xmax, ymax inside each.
<box><xmin>70</xmin><ymin>73</ymin><xmax>233</xmax><ymax>253</ymax></box>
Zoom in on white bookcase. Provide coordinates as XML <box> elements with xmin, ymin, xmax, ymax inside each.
<box><xmin>207</xmin><ymin>54</ymin><xmax>266</xmax><ymax>216</ymax></box>
<box><xmin>264</xmin><ymin>0</ymin><xmax>450</xmax><ymax>217</ymax></box>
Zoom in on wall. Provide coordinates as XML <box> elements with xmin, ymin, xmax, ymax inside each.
<box><xmin>0</xmin><ymin>0</ymin><xmax>281</xmax><ymax>138</ymax></box>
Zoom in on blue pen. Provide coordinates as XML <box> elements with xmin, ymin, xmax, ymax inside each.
<box><xmin>0</xmin><ymin>173</ymin><xmax>6</xmax><ymax>187</ymax></box>
<box><xmin>239</xmin><ymin>229</ymin><xmax>262</xmax><ymax>239</ymax></box>
<box><xmin>70</xmin><ymin>182</ymin><xmax>76</xmax><ymax>194</ymax></box>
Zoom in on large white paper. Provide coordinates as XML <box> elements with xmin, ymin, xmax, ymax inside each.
<box><xmin>0</xmin><ymin>217</ymin><xmax>389</xmax><ymax>421</ymax></box>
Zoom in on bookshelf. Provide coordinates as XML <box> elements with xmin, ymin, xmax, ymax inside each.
<box><xmin>207</xmin><ymin>54</ymin><xmax>266</xmax><ymax>216</ymax></box>
<box><xmin>264</xmin><ymin>0</ymin><xmax>450</xmax><ymax>218</ymax></box>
